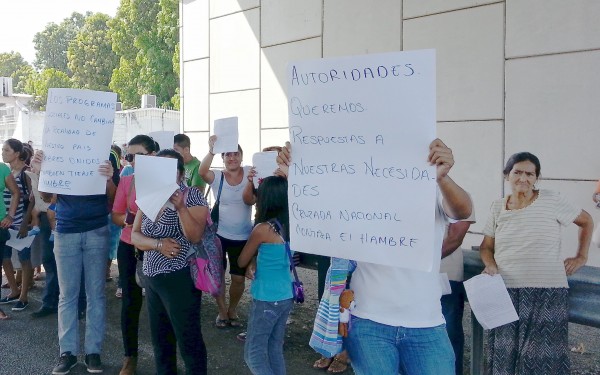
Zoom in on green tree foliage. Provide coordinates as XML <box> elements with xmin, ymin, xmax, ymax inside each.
<box><xmin>109</xmin><ymin>0</ymin><xmax>179</xmax><ymax>109</ymax></box>
<box><xmin>33</xmin><ymin>12</ymin><xmax>87</xmax><ymax>74</ymax></box>
<box><xmin>67</xmin><ymin>13</ymin><xmax>119</xmax><ymax>91</ymax></box>
<box><xmin>24</xmin><ymin>69</ymin><xmax>72</xmax><ymax>110</ymax></box>
<box><xmin>0</xmin><ymin>52</ymin><xmax>32</xmax><ymax>91</ymax></box>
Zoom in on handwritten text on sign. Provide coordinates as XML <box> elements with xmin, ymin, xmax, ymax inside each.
<box><xmin>287</xmin><ymin>50</ymin><xmax>437</xmax><ymax>271</ymax></box>
<box><xmin>40</xmin><ymin>88</ymin><xmax>117</xmax><ymax>195</ymax></box>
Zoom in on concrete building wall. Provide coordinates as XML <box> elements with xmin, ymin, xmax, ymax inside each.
<box><xmin>180</xmin><ymin>0</ymin><xmax>600</xmax><ymax>265</ymax></box>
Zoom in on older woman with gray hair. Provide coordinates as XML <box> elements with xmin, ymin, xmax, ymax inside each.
<box><xmin>480</xmin><ymin>151</ymin><xmax>593</xmax><ymax>374</ymax></box>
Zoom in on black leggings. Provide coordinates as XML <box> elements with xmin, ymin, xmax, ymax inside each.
<box><xmin>117</xmin><ymin>241</ymin><xmax>144</xmax><ymax>357</ymax></box>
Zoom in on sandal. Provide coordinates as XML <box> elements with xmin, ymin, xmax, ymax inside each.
<box><xmin>0</xmin><ymin>309</ymin><xmax>8</xmax><ymax>320</ymax></box>
<box><xmin>327</xmin><ymin>357</ymin><xmax>349</xmax><ymax>374</ymax></box>
<box><xmin>228</xmin><ymin>317</ymin><xmax>243</xmax><ymax>328</ymax></box>
<box><xmin>313</xmin><ymin>356</ymin><xmax>333</xmax><ymax>369</ymax></box>
<box><xmin>215</xmin><ymin>315</ymin><xmax>229</xmax><ymax>328</ymax></box>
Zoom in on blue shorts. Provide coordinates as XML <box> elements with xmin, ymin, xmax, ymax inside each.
<box><xmin>3</xmin><ymin>245</ymin><xmax>32</xmax><ymax>262</ymax></box>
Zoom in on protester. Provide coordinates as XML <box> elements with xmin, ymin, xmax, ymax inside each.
<box><xmin>107</xmin><ymin>145</ymin><xmax>123</xmax><ymax>288</ymax></box>
<box><xmin>238</xmin><ymin>176</ymin><xmax>294</xmax><ymax>375</ymax></box>
<box><xmin>277</xmin><ymin>139</ymin><xmax>472</xmax><ymax>375</ymax></box>
<box><xmin>111</xmin><ymin>135</ymin><xmax>158</xmax><ymax>375</ymax></box>
<box><xmin>0</xmin><ymin>139</ymin><xmax>35</xmax><ymax>311</ymax></box>
<box><xmin>27</xmin><ymin>156</ymin><xmax>59</xmax><ymax>318</ymax></box>
<box><xmin>174</xmin><ymin>133</ymin><xmax>207</xmax><ymax>193</ymax></box>
<box><xmin>0</xmin><ymin>157</ymin><xmax>20</xmax><ymax>320</ymax></box>
<box><xmin>480</xmin><ymin>152</ymin><xmax>593</xmax><ymax>374</ymax></box>
<box><xmin>131</xmin><ymin>149</ymin><xmax>208</xmax><ymax>374</ymax></box>
<box><xmin>34</xmin><ymin>148</ymin><xmax>117</xmax><ymax>375</ymax></box>
<box><xmin>440</xmin><ymin>218</ymin><xmax>474</xmax><ymax>375</ymax></box>
<box><xmin>199</xmin><ymin>136</ymin><xmax>253</xmax><ymax>328</ymax></box>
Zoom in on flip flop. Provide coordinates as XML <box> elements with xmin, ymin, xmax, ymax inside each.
<box><xmin>228</xmin><ymin>317</ymin><xmax>243</xmax><ymax>328</ymax></box>
<box><xmin>0</xmin><ymin>309</ymin><xmax>9</xmax><ymax>320</ymax></box>
<box><xmin>313</xmin><ymin>357</ymin><xmax>333</xmax><ymax>369</ymax></box>
<box><xmin>327</xmin><ymin>357</ymin><xmax>349</xmax><ymax>374</ymax></box>
<box><xmin>215</xmin><ymin>315</ymin><xmax>229</xmax><ymax>328</ymax></box>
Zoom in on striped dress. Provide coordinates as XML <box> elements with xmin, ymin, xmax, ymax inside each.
<box><xmin>3</xmin><ymin>167</ymin><xmax>28</xmax><ymax>228</ymax></box>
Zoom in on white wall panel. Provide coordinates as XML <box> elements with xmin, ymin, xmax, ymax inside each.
<box><xmin>261</xmin><ymin>0</ymin><xmax>322</xmax><ymax>46</ymax></box>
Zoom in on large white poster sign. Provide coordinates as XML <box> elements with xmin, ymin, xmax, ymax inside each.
<box><xmin>287</xmin><ymin>50</ymin><xmax>437</xmax><ymax>271</ymax></box>
<box><xmin>40</xmin><ymin>88</ymin><xmax>117</xmax><ymax>195</ymax></box>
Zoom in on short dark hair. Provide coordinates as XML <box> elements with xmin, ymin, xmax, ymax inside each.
<box><xmin>157</xmin><ymin>148</ymin><xmax>185</xmax><ymax>176</ymax></box>
<box><xmin>503</xmin><ymin>152</ymin><xmax>541</xmax><ymax>177</ymax></box>
<box><xmin>128</xmin><ymin>134</ymin><xmax>159</xmax><ymax>153</ymax></box>
<box><xmin>174</xmin><ymin>133</ymin><xmax>191</xmax><ymax>149</ymax></box>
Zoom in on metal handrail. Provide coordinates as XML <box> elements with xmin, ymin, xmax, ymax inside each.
<box><xmin>463</xmin><ymin>248</ymin><xmax>600</xmax><ymax>375</ymax></box>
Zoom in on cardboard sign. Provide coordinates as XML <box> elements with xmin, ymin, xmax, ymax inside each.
<box><xmin>287</xmin><ymin>50</ymin><xmax>437</xmax><ymax>271</ymax></box>
<box><xmin>39</xmin><ymin>88</ymin><xmax>117</xmax><ymax>195</ymax></box>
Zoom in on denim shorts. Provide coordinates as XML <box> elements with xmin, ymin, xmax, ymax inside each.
<box><xmin>2</xmin><ymin>245</ymin><xmax>32</xmax><ymax>262</ymax></box>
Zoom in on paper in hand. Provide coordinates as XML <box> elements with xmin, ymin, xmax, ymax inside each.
<box><xmin>251</xmin><ymin>151</ymin><xmax>279</xmax><ymax>188</ymax></box>
<box><xmin>213</xmin><ymin>117</ymin><xmax>239</xmax><ymax>153</ymax></box>
<box><xmin>134</xmin><ymin>155</ymin><xmax>180</xmax><ymax>222</ymax></box>
<box><xmin>463</xmin><ymin>274</ymin><xmax>519</xmax><ymax>330</ymax></box>
<box><xmin>6</xmin><ymin>229</ymin><xmax>36</xmax><ymax>251</ymax></box>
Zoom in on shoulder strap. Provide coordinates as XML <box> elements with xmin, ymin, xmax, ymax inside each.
<box><xmin>215</xmin><ymin>171</ymin><xmax>224</xmax><ymax>204</ymax></box>
<box><xmin>269</xmin><ymin>219</ymin><xmax>301</xmax><ymax>284</ymax></box>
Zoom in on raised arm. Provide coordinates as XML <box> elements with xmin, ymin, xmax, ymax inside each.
<box><xmin>199</xmin><ymin>135</ymin><xmax>217</xmax><ymax>184</ymax></box>
<box><xmin>428</xmin><ymin>139</ymin><xmax>472</xmax><ymax>220</ymax></box>
<box><xmin>242</xmin><ymin>167</ymin><xmax>257</xmax><ymax>205</ymax></box>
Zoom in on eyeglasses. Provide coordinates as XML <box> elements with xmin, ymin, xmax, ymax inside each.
<box><xmin>124</xmin><ymin>152</ymin><xmax>147</xmax><ymax>162</ymax></box>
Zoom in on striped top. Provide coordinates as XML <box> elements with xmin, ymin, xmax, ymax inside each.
<box><xmin>3</xmin><ymin>167</ymin><xmax>27</xmax><ymax>227</ymax></box>
<box><xmin>483</xmin><ymin>189</ymin><xmax>581</xmax><ymax>288</ymax></box>
<box><xmin>142</xmin><ymin>184</ymin><xmax>208</xmax><ymax>277</ymax></box>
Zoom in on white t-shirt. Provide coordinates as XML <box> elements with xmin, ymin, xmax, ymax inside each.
<box><xmin>440</xmin><ymin>205</ymin><xmax>476</xmax><ymax>282</ymax></box>
<box><xmin>350</xmin><ymin>197</ymin><xmax>451</xmax><ymax>328</ymax></box>
<box><xmin>210</xmin><ymin>166</ymin><xmax>253</xmax><ymax>240</ymax></box>
<box><xmin>482</xmin><ymin>189</ymin><xmax>580</xmax><ymax>288</ymax></box>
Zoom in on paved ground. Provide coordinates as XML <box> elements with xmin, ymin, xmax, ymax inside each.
<box><xmin>1</xmin><ymin>265</ymin><xmax>599</xmax><ymax>375</ymax></box>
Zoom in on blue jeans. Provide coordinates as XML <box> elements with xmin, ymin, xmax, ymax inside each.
<box><xmin>345</xmin><ymin>316</ymin><xmax>455</xmax><ymax>375</ymax></box>
<box><xmin>55</xmin><ymin>225</ymin><xmax>109</xmax><ymax>355</ymax></box>
<box><xmin>244</xmin><ymin>298</ymin><xmax>294</xmax><ymax>375</ymax></box>
<box><xmin>441</xmin><ymin>281</ymin><xmax>465</xmax><ymax>375</ymax></box>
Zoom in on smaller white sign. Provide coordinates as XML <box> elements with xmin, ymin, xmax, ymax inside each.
<box><xmin>6</xmin><ymin>229</ymin><xmax>36</xmax><ymax>251</ymax></box>
<box><xmin>252</xmin><ymin>151</ymin><xmax>279</xmax><ymax>189</ymax></box>
<box><xmin>149</xmin><ymin>131</ymin><xmax>175</xmax><ymax>151</ymax></box>
<box><xmin>213</xmin><ymin>117</ymin><xmax>239</xmax><ymax>153</ymax></box>
<box><xmin>464</xmin><ymin>274</ymin><xmax>519</xmax><ymax>330</ymax></box>
<box><xmin>134</xmin><ymin>155</ymin><xmax>179</xmax><ymax>221</ymax></box>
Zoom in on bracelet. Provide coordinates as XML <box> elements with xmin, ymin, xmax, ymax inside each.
<box><xmin>158</xmin><ymin>239</ymin><xmax>163</xmax><ymax>252</ymax></box>
<box><xmin>154</xmin><ymin>238</ymin><xmax>160</xmax><ymax>251</ymax></box>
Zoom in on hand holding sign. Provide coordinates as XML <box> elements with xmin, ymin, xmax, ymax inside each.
<box><xmin>251</xmin><ymin>151</ymin><xmax>279</xmax><ymax>188</ymax></box>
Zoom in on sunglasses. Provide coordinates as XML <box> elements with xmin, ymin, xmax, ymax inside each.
<box><xmin>124</xmin><ymin>152</ymin><xmax>148</xmax><ymax>162</ymax></box>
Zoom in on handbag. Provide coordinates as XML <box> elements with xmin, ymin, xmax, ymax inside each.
<box><xmin>270</xmin><ymin>219</ymin><xmax>304</xmax><ymax>303</ymax></box>
<box><xmin>186</xmin><ymin>188</ymin><xmax>224</xmax><ymax>296</ymax></box>
<box><xmin>210</xmin><ymin>172</ymin><xmax>224</xmax><ymax>228</ymax></box>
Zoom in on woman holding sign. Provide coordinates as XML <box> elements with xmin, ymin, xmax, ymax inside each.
<box><xmin>479</xmin><ymin>152</ymin><xmax>593</xmax><ymax>374</ymax></box>
<box><xmin>111</xmin><ymin>135</ymin><xmax>158</xmax><ymax>375</ymax></box>
<box><xmin>131</xmin><ymin>149</ymin><xmax>209</xmax><ymax>374</ymax></box>
<box><xmin>200</xmin><ymin>135</ymin><xmax>253</xmax><ymax>328</ymax></box>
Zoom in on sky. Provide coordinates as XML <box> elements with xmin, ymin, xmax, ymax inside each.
<box><xmin>1</xmin><ymin>0</ymin><xmax>121</xmax><ymax>64</ymax></box>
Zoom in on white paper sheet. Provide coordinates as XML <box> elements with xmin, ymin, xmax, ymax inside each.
<box><xmin>148</xmin><ymin>130</ymin><xmax>174</xmax><ymax>151</ymax></box>
<box><xmin>463</xmin><ymin>274</ymin><xmax>519</xmax><ymax>330</ymax></box>
<box><xmin>252</xmin><ymin>151</ymin><xmax>279</xmax><ymax>188</ymax></box>
<box><xmin>213</xmin><ymin>117</ymin><xmax>239</xmax><ymax>153</ymax></box>
<box><xmin>439</xmin><ymin>273</ymin><xmax>452</xmax><ymax>295</ymax></box>
<box><xmin>6</xmin><ymin>229</ymin><xmax>36</xmax><ymax>251</ymax></box>
<box><xmin>134</xmin><ymin>155</ymin><xmax>179</xmax><ymax>222</ymax></box>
